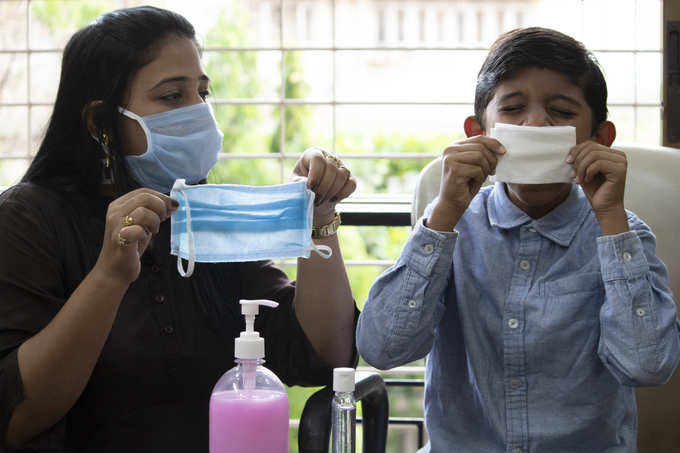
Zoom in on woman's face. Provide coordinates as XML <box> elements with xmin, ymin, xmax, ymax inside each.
<box><xmin>120</xmin><ymin>35</ymin><xmax>210</xmax><ymax>156</ymax></box>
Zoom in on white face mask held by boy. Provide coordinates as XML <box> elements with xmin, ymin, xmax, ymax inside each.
<box><xmin>490</xmin><ymin>123</ymin><xmax>576</xmax><ymax>184</ymax></box>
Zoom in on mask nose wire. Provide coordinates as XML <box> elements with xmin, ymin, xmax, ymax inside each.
<box><xmin>176</xmin><ymin>188</ymin><xmax>196</xmax><ymax>278</ymax></box>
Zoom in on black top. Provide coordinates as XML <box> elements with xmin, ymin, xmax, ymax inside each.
<box><xmin>0</xmin><ymin>182</ymin><xmax>350</xmax><ymax>452</ymax></box>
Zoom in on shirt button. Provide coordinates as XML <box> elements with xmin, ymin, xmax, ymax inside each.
<box><xmin>407</xmin><ymin>299</ymin><xmax>417</xmax><ymax>308</ymax></box>
<box><xmin>519</xmin><ymin>260</ymin><xmax>530</xmax><ymax>271</ymax></box>
<box><xmin>423</xmin><ymin>244</ymin><xmax>434</xmax><ymax>255</ymax></box>
<box><xmin>622</xmin><ymin>251</ymin><xmax>632</xmax><ymax>262</ymax></box>
<box><xmin>508</xmin><ymin>318</ymin><xmax>519</xmax><ymax>329</ymax></box>
<box><xmin>162</xmin><ymin>325</ymin><xmax>174</xmax><ymax>335</ymax></box>
<box><xmin>528</xmin><ymin>227</ymin><xmax>537</xmax><ymax>233</ymax></box>
<box><xmin>511</xmin><ymin>379</ymin><xmax>522</xmax><ymax>389</ymax></box>
<box><xmin>151</xmin><ymin>264</ymin><xmax>161</xmax><ymax>273</ymax></box>
<box><xmin>154</xmin><ymin>294</ymin><xmax>166</xmax><ymax>304</ymax></box>
<box><xmin>636</xmin><ymin>308</ymin><xmax>646</xmax><ymax>317</ymax></box>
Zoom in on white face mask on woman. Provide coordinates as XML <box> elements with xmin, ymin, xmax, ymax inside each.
<box><xmin>119</xmin><ymin>102</ymin><xmax>224</xmax><ymax>193</ymax></box>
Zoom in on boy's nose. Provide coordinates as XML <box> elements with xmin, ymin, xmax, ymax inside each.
<box><xmin>524</xmin><ymin>108</ymin><xmax>553</xmax><ymax>127</ymax></box>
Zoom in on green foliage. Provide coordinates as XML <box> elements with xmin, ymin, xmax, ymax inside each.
<box><xmin>336</xmin><ymin>132</ymin><xmax>451</xmax><ymax>193</ymax></box>
<box><xmin>31</xmin><ymin>0</ymin><xmax>111</xmax><ymax>32</ymax></box>
<box><xmin>270</xmin><ymin>52</ymin><xmax>312</xmax><ymax>155</ymax></box>
<box><xmin>204</xmin><ymin>7</ymin><xmax>262</xmax><ymax>156</ymax></box>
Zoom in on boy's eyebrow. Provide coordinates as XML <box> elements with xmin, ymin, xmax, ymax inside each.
<box><xmin>497</xmin><ymin>91</ymin><xmax>525</xmax><ymax>103</ymax></box>
<box><xmin>546</xmin><ymin>94</ymin><xmax>582</xmax><ymax>106</ymax></box>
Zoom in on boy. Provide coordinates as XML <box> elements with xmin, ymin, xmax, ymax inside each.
<box><xmin>356</xmin><ymin>28</ymin><xmax>679</xmax><ymax>453</ymax></box>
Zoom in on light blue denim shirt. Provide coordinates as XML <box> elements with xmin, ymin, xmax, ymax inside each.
<box><xmin>357</xmin><ymin>182</ymin><xmax>680</xmax><ymax>453</ymax></box>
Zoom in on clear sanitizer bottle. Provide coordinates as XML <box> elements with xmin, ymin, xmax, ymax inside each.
<box><xmin>331</xmin><ymin>367</ymin><xmax>356</xmax><ymax>453</ymax></box>
<box><xmin>209</xmin><ymin>299</ymin><xmax>289</xmax><ymax>453</ymax></box>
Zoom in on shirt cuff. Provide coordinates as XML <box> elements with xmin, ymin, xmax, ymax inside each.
<box><xmin>597</xmin><ymin>231</ymin><xmax>649</xmax><ymax>281</ymax></box>
<box><xmin>398</xmin><ymin>218</ymin><xmax>458</xmax><ymax>277</ymax></box>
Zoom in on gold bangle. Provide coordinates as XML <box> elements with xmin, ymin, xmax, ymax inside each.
<box><xmin>312</xmin><ymin>212</ymin><xmax>341</xmax><ymax>238</ymax></box>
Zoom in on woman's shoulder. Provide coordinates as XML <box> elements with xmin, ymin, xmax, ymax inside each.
<box><xmin>0</xmin><ymin>182</ymin><xmax>92</xmax><ymax>237</ymax></box>
<box><xmin>0</xmin><ymin>182</ymin><xmax>98</xmax><ymax>218</ymax></box>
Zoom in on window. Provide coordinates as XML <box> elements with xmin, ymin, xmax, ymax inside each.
<box><xmin>0</xmin><ymin>1</ymin><xmax>666</xmax><ymax>450</ymax></box>
<box><xmin>377</xmin><ymin>7</ymin><xmax>386</xmax><ymax>44</ymax></box>
<box><xmin>437</xmin><ymin>9</ymin><xmax>446</xmax><ymax>42</ymax></box>
<box><xmin>397</xmin><ymin>9</ymin><xmax>405</xmax><ymax>42</ymax></box>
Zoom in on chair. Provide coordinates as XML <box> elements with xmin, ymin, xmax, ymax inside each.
<box><xmin>411</xmin><ymin>143</ymin><xmax>680</xmax><ymax>452</ymax></box>
<box><xmin>298</xmin><ymin>371</ymin><xmax>389</xmax><ymax>453</ymax></box>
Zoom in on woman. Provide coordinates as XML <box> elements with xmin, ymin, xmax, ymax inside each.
<box><xmin>0</xmin><ymin>6</ymin><xmax>356</xmax><ymax>452</ymax></box>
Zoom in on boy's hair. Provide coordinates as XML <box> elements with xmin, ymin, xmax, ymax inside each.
<box><xmin>474</xmin><ymin>27</ymin><xmax>608</xmax><ymax>134</ymax></box>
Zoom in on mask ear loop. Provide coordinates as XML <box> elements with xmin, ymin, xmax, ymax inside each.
<box><xmin>309</xmin><ymin>243</ymin><xmax>332</xmax><ymax>259</ymax></box>
<box><xmin>175</xmin><ymin>188</ymin><xmax>196</xmax><ymax>278</ymax></box>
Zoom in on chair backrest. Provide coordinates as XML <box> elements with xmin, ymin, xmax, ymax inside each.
<box><xmin>411</xmin><ymin>143</ymin><xmax>680</xmax><ymax>452</ymax></box>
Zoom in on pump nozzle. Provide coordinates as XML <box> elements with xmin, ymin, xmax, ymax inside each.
<box><xmin>235</xmin><ymin>299</ymin><xmax>279</xmax><ymax>360</ymax></box>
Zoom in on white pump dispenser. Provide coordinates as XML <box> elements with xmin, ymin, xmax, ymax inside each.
<box><xmin>209</xmin><ymin>299</ymin><xmax>290</xmax><ymax>453</ymax></box>
<box><xmin>234</xmin><ymin>299</ymin><xmax>278</xmax><ymax>360</ymax></box>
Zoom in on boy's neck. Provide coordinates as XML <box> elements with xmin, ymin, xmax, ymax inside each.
<box><xmin>504</xmin><ymin>183</ymin><xmax>572</xmax><ymax>219</ymax></box>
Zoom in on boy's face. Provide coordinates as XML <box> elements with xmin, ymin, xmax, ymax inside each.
<box><xmin>482</xmin><ymin>67</ymin><xmax>597</xmax><ymax>216</ymax></box>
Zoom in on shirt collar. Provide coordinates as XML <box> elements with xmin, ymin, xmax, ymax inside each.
<box><xmin>487</xmin><ymin>182</ymin><xmax>591</xmax><ymax>247</ymax></box>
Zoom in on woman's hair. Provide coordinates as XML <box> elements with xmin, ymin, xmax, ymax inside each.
<box><xmin>23</xmin><ymin>6</ymin><xmax>197</xmax><ymax>196</ymax></box>
<box><xmin>474</xmin><ymin>27</ymin><xmax>608</xmax><ymax>134</ymax></box>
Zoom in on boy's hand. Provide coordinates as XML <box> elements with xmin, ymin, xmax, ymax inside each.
<box><xmin>427</xmin><ymin>136</ymin><xmax>506</xmax><ymax>232</ymax></box>
<box><xmin>567</xmin><ymin>141</ymin><xmax>629</xmax><ymax>235</ymax></box>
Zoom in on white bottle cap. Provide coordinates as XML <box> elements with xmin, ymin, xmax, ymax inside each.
<box><xmin>333</xmin><ymin>367</ymin><xmax>355</xmax><ymax>392</ymax></box>
<box><xmin>234</xmin><ymin>300</ymin><xmax>279</xmax><ymax>360</ymax></box>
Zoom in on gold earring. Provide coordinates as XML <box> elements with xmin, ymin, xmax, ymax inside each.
<box><xmin>100</xmin><ymin>132</ymin><xmax>113</xmax><ymax>185</ymax></box>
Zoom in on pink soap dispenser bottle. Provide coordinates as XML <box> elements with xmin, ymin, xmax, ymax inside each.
<box><xmin>209</xmin><ymin>299</ymin><xmax>290</xmax><ymax>453</ymax></box>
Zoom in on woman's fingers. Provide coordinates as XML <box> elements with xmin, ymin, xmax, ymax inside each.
<box><xmin>121</xmin><ymin>206</ymin><xmax>163</xmax><ymax>235</ymax></box>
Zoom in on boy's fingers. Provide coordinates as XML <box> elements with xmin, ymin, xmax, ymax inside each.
<box><xmin>444</xmin><ymin>143</ymin><xmax>499</xmax><ymax>175</ymax></box>
<box><xmin>573</xmin><ymin>150</ymin><xmax>626</xmax><ymax>183</ymax></box>
<box><xmin>445</xmin><ymin>150</ymin><xmax>493</xmax><ymax>178</ymax></box>
<box><xmin>457</xmin><ymin>135</ymin><xmax>507</xmax><ymax>155</ymax></box>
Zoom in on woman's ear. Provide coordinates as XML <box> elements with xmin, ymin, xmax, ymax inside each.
<box><xmin>464</xmin><ymin>116</ymin><xmax>484</xmax><ymax>137</ymax></box>
<box><xmin>594</xmin><ymin>121</ymin><xmax>616</xmax><ymax>147</ymax></box>
<box><xmin>82</xmin><ymin>100</ymin><xmax>105</xmax><ymax>140</ymax></box>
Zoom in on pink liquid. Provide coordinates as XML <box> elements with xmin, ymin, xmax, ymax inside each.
<box><xmin>209</xmin><ymin>389</ymin><xmax>289</xmax><ymax>453</ymax></box>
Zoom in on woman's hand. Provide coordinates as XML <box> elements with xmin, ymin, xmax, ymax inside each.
<box><xmin>93</xmin><ymin>188</ymin><xmax>178</xmax><ymax>285</ymax></box>
<box><xmin>291</xmin><ymin>147</ymin><xmax>357</xmax><ymax>226</ymax></box>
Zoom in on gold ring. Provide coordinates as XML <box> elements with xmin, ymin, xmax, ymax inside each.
<box><xmin>117</xmin><ymin>232</ymin><xmax>130</xmax><ymax>247</ymax></box>
<box><xmin>321</xmin><ymin>149</ymin><xmax>344</xmax><ymax>169</ymax></box>
<box><xmin>123</xmin><ymin>215</ymin><xmax>134</xmax><ymax>227</ymax></box>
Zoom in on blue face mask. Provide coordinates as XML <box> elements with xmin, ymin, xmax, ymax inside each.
<box><xmin>119</xmin><ymin>103</ymin><xmax>224</xmax><ymax>193</ymax></box>
<box><xmin>169</xmin><ymin>179</ymin><xmax>332</xmax><ymax>277</ymax></box>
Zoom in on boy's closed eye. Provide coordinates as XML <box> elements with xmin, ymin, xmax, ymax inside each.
<box><xmin>499</xmin><ymin>104</ymin><xmax>524</xmax><ymax>113</ymax></box>
<box><xmin>549</xmin><ymin>106</ymin><xmax>576</xmax><ymax>118</ymax></box>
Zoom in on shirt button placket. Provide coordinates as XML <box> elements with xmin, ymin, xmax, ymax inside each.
<box><xmin>504</xmin><ymin>228</ymin><xmax>539</xmax><ymax>452</ymax></box>
<box><xmin>162</xmin><ymin>325</ymin><xmax>174</xmax><ymax>335</ymax></box>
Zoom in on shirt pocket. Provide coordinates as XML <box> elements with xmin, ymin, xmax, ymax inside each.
<box><xmin>534</xmin><ymin>272</ymin><xmax>605</xmax><ymax>376</ymax></box>
<box><xmin>538</xmin><ymin>272</ymin><xmax>604</xmax><ymax>334</ymax></box>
